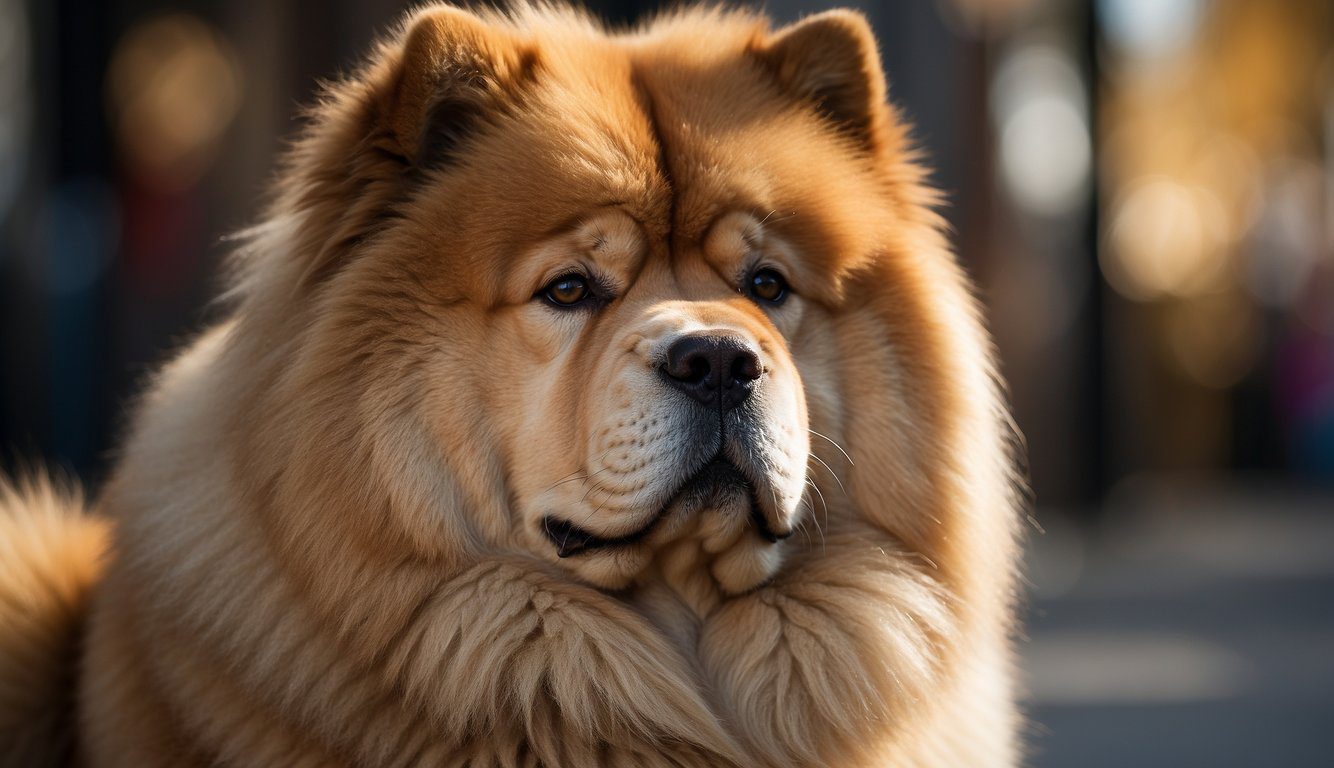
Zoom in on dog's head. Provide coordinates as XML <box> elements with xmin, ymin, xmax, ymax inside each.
<box><xmin>236</xmin><ymin>4</ymin><xmax>996</xmax><ymax>598</ymax></box>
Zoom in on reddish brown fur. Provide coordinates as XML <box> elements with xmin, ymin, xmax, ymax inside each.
<box><xmin>0</xmin><ymin>4</ymin><xmax>1022</xmax><ymax>766</ymax></box>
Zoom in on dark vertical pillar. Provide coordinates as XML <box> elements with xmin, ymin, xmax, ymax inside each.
<box><xmin>1082</xmin><ymin>0</ymin><xmax>1109</xmax><ymax>506</ymax></box>
<box><xmin>34</xmin><ymin>0</ymin><xmax>114</xmax><ymax>480</ymax></box>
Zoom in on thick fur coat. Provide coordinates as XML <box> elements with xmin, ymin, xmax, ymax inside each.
<box><xmin>0</xmin><ymin>4</ymin><xmax>1023</xmax><ymax>766</ymax></box>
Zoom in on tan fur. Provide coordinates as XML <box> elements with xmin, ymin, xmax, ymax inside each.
<box><xmin>0</xmin><ymin>477</ymin><xmax>108</xmax><ymax>767</ymax></box>
<box><xmin>1</xmin><ymin>4</ymin><xmax>1022</xmax><ymax>766</ymax></box>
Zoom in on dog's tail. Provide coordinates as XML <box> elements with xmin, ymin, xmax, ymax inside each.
<box><xmin>0</xmin><ymin>474</ymin><xmax>109</xmax><ymax>767</ymax></box>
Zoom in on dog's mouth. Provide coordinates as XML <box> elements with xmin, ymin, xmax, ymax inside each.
<box><xmin>541</xmin><ymin>456</ymin><xmax>791</xmax><ymax>558</ymax></box>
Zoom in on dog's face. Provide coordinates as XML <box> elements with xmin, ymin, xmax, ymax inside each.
<box><xmin>256</xmin><ymin>5</ymin><xmax>924</xmax><ymax>595</ymax></box>
<box><xmin>492</xmin><ymin>210</ymin><xmax>812</xmax><ymax>592</ymax></box>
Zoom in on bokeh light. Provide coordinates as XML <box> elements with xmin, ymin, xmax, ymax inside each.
<box><xmin>106</xmin><ymin>14</ymin><xmax>242</xmax><ymax>191</ymax></box>
<box><xmin>1102</xmin><ymin>177</ymin><xmax>1229</xmax><ymax>301</ymax></box>
<box><xmin>1098</xmin><ymin>0</ymin><xmax>1204</xmax><ymax>61</ymax></box>
<box><xmin>992</xmin><ymin>40</ymin><xmax>1092</xmax><ymax>219</ymax></box>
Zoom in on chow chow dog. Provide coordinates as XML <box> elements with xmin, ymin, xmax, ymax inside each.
<box><xmin>0</xmin><ymin>3</ymin><xmax>1023</xmax><ymax>766</ymax></box>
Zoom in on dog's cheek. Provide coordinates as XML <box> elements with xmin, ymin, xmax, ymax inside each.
<box><xmin>767</xmin><ymin>294</ymin><xmax>806</xmax><ymax>341</ymax></box>
<box><xmin>514</xmin><ymin>304</ymin><xmax>587</xmax><ymax>362</ymax></box>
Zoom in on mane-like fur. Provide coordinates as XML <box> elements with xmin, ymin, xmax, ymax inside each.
<box><xmin>0</xmin><ymin>5</ymin><xmax>1023</xmax><ymax>766</ymax></box>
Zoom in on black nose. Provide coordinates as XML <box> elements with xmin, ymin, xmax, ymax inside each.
<box><xmin>660</xmin><ymin>334</ymin><xmax>762</xmax><ymax>410</ymax></box>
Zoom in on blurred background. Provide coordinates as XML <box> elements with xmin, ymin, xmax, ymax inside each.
<box><xmin>0</xmin><ymin>0</ymin><xmax>1331</xmax><ymax>764</ymax></box>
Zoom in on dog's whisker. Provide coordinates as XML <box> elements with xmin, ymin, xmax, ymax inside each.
<box><xmin>807</xmin><ymin>429</ymin><xmax>854</xmax><ymax>466</ymax></box>
<box><xmin>791</xmin><ymin>517</ymin><xmax>810</xmax><ymax>547</ymax></box>
<box><xmin>541</xmin><ymin>447</ymin><xmax>615</xmax><ymax>495</ymax></box>
<box><xmin>805</xmin><ymin>478</ymin><xmax>828</xmax><ymax>515</ymax></box>
<box><xmin>759</xmin><ymin>210</ymin><xmax>797</xmax><ymax>225</ymax></box>
<box><xmin>796</xmin><ymin>503</ymin><xmax>820</xmax><ymax>549</ymax></box>
<box><xmin>578</xmin><ymin>463</ymin><xmax>615</xmax><ymax>491</ymax></box>
<box><xmin>807</xmin><ymin>453</ymin><xmax>847</xmax><ymax>497</ymax></box>
<box><xmin>545</xmin><ymin>472</ymin><xmax>589</xmax><ymax>492</ymax></box>
<box><xmin>803</xmin><ymin>480</ymin><xmax>828</xmax><ymax>552</ymax></box>
<box><xmin>574</xmin><ymin>487</ymin><xmax>612</xmax><ymax>528</ymax></box>
<box><xmin>542</xmin><ymin>468</ymin><xmax>585</xmax><ymax>493</ymax></box>
<box><xmin>577</xmin><ymin>474</ymin><xmax>613</xmax><ymax>505</ymax></box>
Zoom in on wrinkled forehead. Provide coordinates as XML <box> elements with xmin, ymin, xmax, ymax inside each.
<box><xmin>627</xmin><ymin>39</ymin><xmax>891</xmax><ymax>281</ymax></box>
<box><xmin>410</xmin><ymin>22</ymin><xmax>882</xmax><ymax>297</ymax></box>
<box><xmin>440</xmin><ymin>38</ymin><xmax>668</xmax><ymax>238</ymax></box>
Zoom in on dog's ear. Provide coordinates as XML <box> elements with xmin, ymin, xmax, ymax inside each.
<box><xmin>379</xmin><ymin>6</ymin><xmax>535</xmax><ymax>168</ymax></box>
<box><xmin>757</xmin><ymin>10</ymin><xmax>889</xmax><ymax>151</ymax></box>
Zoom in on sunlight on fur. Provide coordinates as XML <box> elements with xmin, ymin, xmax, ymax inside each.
<box><xmin>0</xmin><ymin>3</ymin><xmax>1022</xmax><ymax>766</ymax></box>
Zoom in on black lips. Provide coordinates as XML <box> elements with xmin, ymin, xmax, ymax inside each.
<box><xmin>541</xmin><ymin>454</ymin><xmax>785</xmax><ymax>557</ymax></box>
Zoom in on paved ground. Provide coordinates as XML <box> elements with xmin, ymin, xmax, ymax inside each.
<box><xmin>1020</xmin><ymin>481</ymin><xmax>1334</xmax><ymax>767</ymax></box>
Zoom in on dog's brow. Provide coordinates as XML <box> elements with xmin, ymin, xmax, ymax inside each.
<box><xmin>539</xmin><ymin>204</ymin><xmax>638</xmax><ymax>240</ymax></box>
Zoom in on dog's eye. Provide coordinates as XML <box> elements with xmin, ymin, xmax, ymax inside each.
<box><xmin>747</xmin><ymin>268</ymin><xmax>789</xmax><ymax>305</ymax></box>
<box><xmin>543</xmin><ymin>275</ymin><xmax>590</xmax><ymax>307</ymax></box>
